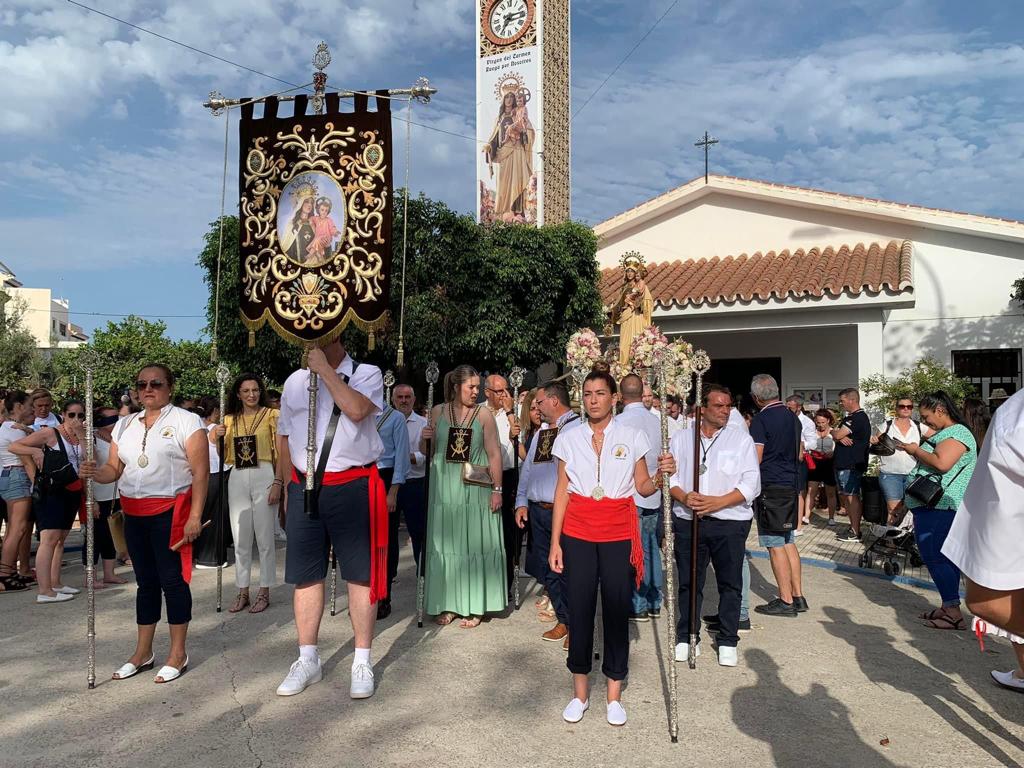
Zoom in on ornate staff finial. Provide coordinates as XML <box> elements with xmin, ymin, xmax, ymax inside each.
<box><xmin>425</xmin><ymin>361</ymin><xmax>440</xmax><ymax>385</ymax></box>
<box><xmin>508</xmin><ymin>366</ymin><xmax>526</xmax><ymax>392</ymax></box>
<box><xmin>312</xmin><ymin>42</ymin><xmax>331</xmax><ymax>114</ymax></box>
<box><xmin>215</xmin><ymin>362</ymin><xmax>232</xmax><ymax>387</ymax></box>
<box><xmin>384</xmin><ymin>370</ymin><xmax>396</xmax><ymax>403</ymax></box>
<box><xmin>208</xmin><ymin>90</ymin><xmax>226</xmax><ymax>117</ymax></box>
<box><xmin>412</xmin><ymin>76</ymin><xmax>435</xmax><ymax>104</ymax></box>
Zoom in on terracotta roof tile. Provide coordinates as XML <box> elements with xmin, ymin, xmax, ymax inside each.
<box><xmin>599</xmin><ymin>240</ymin><xmax>914</xmax><ymax>309</ymax></box>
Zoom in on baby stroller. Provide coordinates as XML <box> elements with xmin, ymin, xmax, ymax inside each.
<box><xmin>856</xmin><ymin>473</ymin><xmax>923</xmax><ymax>576</ymax></box>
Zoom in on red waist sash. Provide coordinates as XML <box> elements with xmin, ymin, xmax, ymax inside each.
<box><xmin>564</xmin><ymin>493</ymin><xmax>644</xmax><ymax>587</ymax></box>
<box><xmin>121</xmin><ymin>491</ymin><xmax>195</xmax><ymax>584</ymax></box>
<box><xmin>291</xmin><ymin>464</ymin><xmax>388</xmax><ymax>604</ymax></box>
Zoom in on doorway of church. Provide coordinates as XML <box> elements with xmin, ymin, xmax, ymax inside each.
<box><xmin>706</xmin><ymin>357</ymin><xmax>783</xmax><ymax>414</ymax></box>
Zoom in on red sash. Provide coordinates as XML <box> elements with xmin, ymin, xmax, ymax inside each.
<box><xmin>564</xmin><ymin>493</ymin><xmax>644</xmax><ymax>587</ymax></box>
<box><xmin>121</xmin><ymin>491</ymin><xmax>195</xmax><ymax>584</ymax></box>
<box><xmin>291</xmin><ymin>464</ymin><xmax>389</xmax><ymax>604</ymax></box>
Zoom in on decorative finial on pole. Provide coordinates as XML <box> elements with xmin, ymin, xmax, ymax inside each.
<box><xmin>312</xmin><ymin>42</ymin><xmax>331</xmax><ymax>115</ymax></box>
<box><xmin>384</xmin><ymin>370</ymin><xmax>396</xmax><ymax>405</ymax></box>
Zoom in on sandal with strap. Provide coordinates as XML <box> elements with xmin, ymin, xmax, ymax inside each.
<box><xmin>229</xmin><ymin>591</ymin><xmax>250</xmax><ymax>613</ymax></box>
<box><xmin>923</xmin><ymin>612</ymin><xmax>966</xmax><ymax>631</ymax></box>
<box><xmin>435</xmin><ymin>612</ymin><xmax>457</xmax><ymax>626</ymax></box>
<box><xmin>0</xmin><ymin>565</ymin><xmax>28</xmax><ymax>593</ymax></box>
<box><xmin>458</xmin><ymin>616</ymin><xmax>482</xmax><ymax>629</ymax></box>
<box><xmin>249</xmin><ymin>589</ymin><xmax>270</xmax><ymax>614</ymax></box>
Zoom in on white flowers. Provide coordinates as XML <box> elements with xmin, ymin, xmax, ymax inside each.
<box><xmin>565</xmin><ymin>328</ymin><xmax>603</xmax><ymax>371</ymax></box>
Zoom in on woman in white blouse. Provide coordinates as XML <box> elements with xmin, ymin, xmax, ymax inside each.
<box><xmin>81</xmin><ymin>364</ymin><xmax>209</xmax><ymax>684</ymax></box>
<box><xmin>549</xmin><ymin>370</ymin><xmax>673</xmax><ymax>727</ymax></box>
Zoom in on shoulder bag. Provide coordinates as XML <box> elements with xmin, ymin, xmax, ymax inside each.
<box><xmin>457</xmin><ymin>406</ymin><xmax>493</xmax><ymax>490</ymax></box>
<box><xmin>33</xmin><ymin>431</ymin><xmax>79</xmax><ymax>501</ymax></box>
<box><xmin>904</xmin><ymin>436</ymin><xmax>969</xmax><ymax>507</ymax></box>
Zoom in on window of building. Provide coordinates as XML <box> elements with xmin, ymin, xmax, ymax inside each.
<box><xmin>52</xmin><ymin>319</ymin><xmax>57</xmax><ymax>332</ymax></box>
<box><xmin>59</xmin><ymin>322</ymin><xmax>68</xmax><ymax>337</ymax></box>
<box><xmin>952</xmin><ymin>348</ymin><xmax>1021</xmax><ymax>405</ymax></box>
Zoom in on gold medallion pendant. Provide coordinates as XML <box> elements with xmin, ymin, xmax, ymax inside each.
<box><xmin>591</xmin><ymin>485</ymin><xmax>605</xmax><ymax>501</ymax></box>
<box><xmin>138</xmin><ymin>455</ymin><xmax>149</xmax><ymax>469</ymax></box>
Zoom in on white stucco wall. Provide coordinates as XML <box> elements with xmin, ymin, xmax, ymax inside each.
<box><xmin>596</xmin><ymin>188</ymin><xmax>1024</xmax><ymax>387</ymax></box>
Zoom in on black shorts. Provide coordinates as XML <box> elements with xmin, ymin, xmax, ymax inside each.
<box><xmin>285</xmin><ymin>479</ymin><xmax>370</xmax><ymax>586</ymax></box>
<box><xmin>36</xmin><ymin>489</ymin><xmax>81</xmax><ymax>531</ymax></box>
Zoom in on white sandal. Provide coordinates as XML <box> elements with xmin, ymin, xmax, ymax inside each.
<box><xmin>112</xmin><ymin>655</ymin><xmax>155</xmax><ymax>680</ymax></box>
<box><xmin>155</xmin><ymin>655</ymin><xmax>189</xmax><ymax>684</ymax></box>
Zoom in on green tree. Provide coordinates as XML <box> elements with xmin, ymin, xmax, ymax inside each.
<box><xmin>50</xmin><ymin>317</ymin><xmax>221</xmax><ymax>405</ymax></box>
<box><xmin>199</xmin><ymin>194</ymin><xmax>603</xmax><ymax>381</ymax></box>
<box><xmin>860</xmin><ymin>357</ymin><xmax>975</xmax><ymax>415</ymax></box>
<box><xmin>0</xmin><ymin>295</ymin><xmax>44</xmax><ymax>388</ymax></box>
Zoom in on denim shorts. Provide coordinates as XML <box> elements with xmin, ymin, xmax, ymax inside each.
<box><xmin>0</xmin><ymin>466</ymin><xmax>31</xmax><ymax>502</ymax></box>
<box><xmin>878</xmin><ymin>472</ymin><xmax>909</xmax><ymax>503</ymax></box>
<box><xmin>835</xmin><ymin>469</ymin><xmax>863</xmax><ymax>496</ymax></box>
<box><xmin>758</xmin><ymin>531</ymin><xmax>794</xmax><ymax>548</ymax></box>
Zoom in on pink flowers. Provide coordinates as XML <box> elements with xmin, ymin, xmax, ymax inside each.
<box><xmin>566</xmin><ymin>328</ymin><xmax>603</xmax><ymax>371</ymax></box>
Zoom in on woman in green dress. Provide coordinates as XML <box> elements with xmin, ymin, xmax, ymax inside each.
<box><xmin>420</xmin><ymin>365</ymin><xmax>507</xmax><ymax>628</ymax></box>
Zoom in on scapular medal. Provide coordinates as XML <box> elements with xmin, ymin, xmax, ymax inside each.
<box><xmin>699</xmin><ymin>463</ymin><xmax>708</xmax><ymax>475</ymax></box>
<box><xmin>138</xmin><ymin>454</ymin><xmax>149</xmax><ymax>468</ymax></box>
<box><xmin>591</xmin><ymin>485</ymin><xmax>605</xmax><ymax>501</ymax></box>
<box><xmin>233</xmin><ymin>435</ymin><xmax>258</xmax><ymax>469</ymax></box>
<box><xmin>446</xmin><ymin>427</ymin><xmax>473</xmax><ymax>463</ymax></box>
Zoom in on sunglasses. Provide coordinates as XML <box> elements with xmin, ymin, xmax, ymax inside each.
<box><xmin>136</xmin><ymin>380</ymin><xmax>167</xmax><ymax>391</ymax></box>
<box><xmin>65</xmin><ymin>412</ymin><xmax>86</xmax><ymax>420</ymax></box>
<box><xmin>897</xmin><ymin>403</ymin><xmax>914</xmax><ymax>409</ymax></box>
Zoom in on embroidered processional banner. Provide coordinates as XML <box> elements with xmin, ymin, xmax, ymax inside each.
<box><xmin>238</xmin><ymin>92</ymin><xmax>393</xmax><ymax>347</ymax></box>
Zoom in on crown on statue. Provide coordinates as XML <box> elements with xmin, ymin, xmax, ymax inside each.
<box><xmin>620</xmin><ymin>250</ymin><xmax>645</xmax><ymax>271</ymax></box>
<box><xmin>289</xmin><ymin>178</ymin><xmax>319</xmax><ymax>205</ymax></box>
<box><xmin>495</xmin><ymin>73</ymin><xmax>526</xmax><ymax>99</ymax></box>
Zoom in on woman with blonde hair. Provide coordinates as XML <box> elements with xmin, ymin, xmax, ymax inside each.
<box><xmin>420</xmin><ymin>365</ymin><xmax>507</xmax><ymax>628</ymax></box>
<box><xmin>518</xmin><ymin>388</ymin><xmax>542</xmax><ymax>462</ymax></box>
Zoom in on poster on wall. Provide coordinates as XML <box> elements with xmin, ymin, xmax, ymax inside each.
<box><xmin>476</xmin><ymin>0</ymin><xmax>543</xmax><ymax>225</ymax></box>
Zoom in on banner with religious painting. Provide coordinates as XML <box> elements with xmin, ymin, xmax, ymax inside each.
<box><xmin>476</xmin><ymin>0</ymin><xmax>543</xmax><ymax>226</ymax></box>
<box><xmin>237</xmin><ymin>92</ymin><xmax>393</xmax><ymax>347</ymax></box>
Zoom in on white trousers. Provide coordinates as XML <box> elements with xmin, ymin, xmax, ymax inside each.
<box><xmin>228</xmin><ymin>460</ymin><xmax>277</xmax><ymax>588</ymax></box>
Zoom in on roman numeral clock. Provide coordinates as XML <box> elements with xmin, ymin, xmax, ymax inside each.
<box><xmin>476</xmin><ymin>0</ymin><xmax>570</xmax><ymax>226</ymax></box>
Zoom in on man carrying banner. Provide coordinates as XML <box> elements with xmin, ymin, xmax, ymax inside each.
<box><xmin>275</xmin><ymin>340</ymin><xmax>386</xmax><ymax>699</ymax></box>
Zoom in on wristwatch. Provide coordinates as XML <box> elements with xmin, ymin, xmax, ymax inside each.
<box><xmin>492</xmin><ymin>486</ymin><xmax>503</xmax><ymax>493</ymax></box>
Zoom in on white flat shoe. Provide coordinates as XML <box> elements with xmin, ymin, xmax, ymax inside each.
<box><xmin>36</xmin><ymin>592</ymin><xmax>74</xmax><ymax>604</ymax></box>
<box><xmin>112</xmin><ymin>655</ymin><xmax>155</xmax><ymax>680</ymax></box>
<box><xmin>674</xmin><ymin>642</ymin><xmax>701</xmax><ymax>662</ymax></box>
<box><xmin>55</xmin><ymin>585</ymin><xmax>81</xmax><ymax>595</ymax></box>
<box><xmin>562</xmin><ymin>697</ymin><xmax>589</xmax><ymax>723</ymax></box>
<box><xmin>991</xmin><ymin>669</ymin><xmax>1024</xmax><ymax>692</ymax></box>
<box><xmin>607</xmin><ymin>700</ymin><xmax>627</xmax><ymax>726</ymax></box>
<box><xmin>154</xmin><ymin>655</ymin><xmax>188</xmax><ymax>684</ymax></box>
<box><xmin>718</xmin><ymin>646</ymin><xmax>738</xmax><ymax>667</ymax></box>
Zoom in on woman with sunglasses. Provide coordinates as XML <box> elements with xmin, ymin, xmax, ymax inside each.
<box><xmin>871</xmin><ymin>396</ymin><xmax>930</xmax><ymax>525</ymax></box>
<box><xmin>80</xmin><ymin>364</ymin><xmax>209</xmax><ymax>683</ymax></box>
<box><xmin>11</xmin><ymin>400</ymin><xmax>88</xmax><ymax>603</ymax></box>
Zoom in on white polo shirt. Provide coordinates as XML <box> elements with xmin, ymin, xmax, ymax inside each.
<box><xmin>278</xmin><ymin>355</ymin><xmax>384</xmax><ymax>474</ymax></box>
<box><xmin>94</xmin><ymin>437</ymin><xmax>117</xmax><ymax>503</ymax></box>
<box><xmin>404</xmin><ymin>411</ymin><xmax>428</xmax><ymax>481</ymax></box>
<box><xmin>489</xmin><ymin>405</ymin><xmax>515</xmax><ymax>472</ymax></box>
<box><xmin>797</xmin><ymin>412</ymin><xmax>816</xmax><ymax>449</ymax></box>
<box><xmin>515</xmin><ymin>410</ymin><xmax>582</xmax><ymax>507</ymax></box>
<box><xmin>0</xmin><ymin>421</ymin><xmax>30</xmax><ymax>468</ymax></box>
<box><xmin>552</xmin><ymin>419</ymin><xmax>652</xmax><ymax>500</ymax></box>
<box><xmin>614</xmin><ymin>402</ymin><xmax>663</xmax><ymax>509</ymax></box>
<box><xmin>114</xmin><ymin>405</ymin><xmax>206</xmax><ymax>499</ymax></box>
<box><xmin>670</xmin><ymin>424</ymin><xmax>760</xmax><ymax>522</ymax></box>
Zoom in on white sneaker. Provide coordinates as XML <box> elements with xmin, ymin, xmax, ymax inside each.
<box><xmin>991</xmin><ymin>669</ymin><xmax>1024</xmax><ymax>692</ymax></box>
<box><xmin>718</xmin><ymin>646</ymin><xmax>738</xmax><ymax>667</ymax></box>
<box><xmin>55</xmin><ymin>585</ymin><xmax>81</xmax><ymax>595</ymax></box>
<box><xmin>350</xmin><ymin>662</ymin><xmax>375</xmax><ymax>699</ymax></box>
<box><xmin>674</xmin><ymin>642</ymin><xmax>701</xmax><ymax>662</ymax></box>
<box><xmin>606</xmin><ymin>700</ymin><xmax>627</xmax><ymax>726</ymax></box>
<box><xmin>562</xmin><ymin>697</ymin><xmax>589</xmax><ymax>723</ymax></box>
<box><xmin>276</xmin><ymin>657</ymin><xmax>322</xmax><ymax>696</ymax></box>
<box><xmin>794</xmin><ymin>529</ymin><xmax>804</xmax><ymax>537</ymax></box>
<box><xmin>37</xmin><ymin>592</ymin><xmax>74</xmax><ymax>604</ymax></box>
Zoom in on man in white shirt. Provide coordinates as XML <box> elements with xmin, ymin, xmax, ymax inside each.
<box><xmin>642</xmin><ymin>384</ymin><xmax>654</xmax><ymax>411</ymax></box>
<box><xmin>786</xmin><ymin>395</ymin><xmax>817</xmax><ymax>535</ymax></box>
<box><xmin>669</xmin><ymin>384</ymin><xmax>761</xmax><ymax>668</ymax></box>
<box><xmin>615</xmin><ymin>374</ymin><xmax>665</xmax><ymax>622</ymax></box>
<box><xmin>484</xmin><ymin>374</ymin><xmax>520</xmax><ymax>598</ymax></box>
<box><xmin>274</xmin><ymin>340</ymin><xmax>385</xmax><ymax>700</ymax></box>
<box><xmin>393</xmin><ymin>385</ymin><xmax>428</xmax><ymax>582</ymax></box>
<box><xmin>515</xmin><ymin>380</ymin><xmax>581</xmax><ymax>645</ymax></box>
<box><xmin>30</xmin><ymin>389</ymin><xmax>60</xmax><ymax>430</ymax></box>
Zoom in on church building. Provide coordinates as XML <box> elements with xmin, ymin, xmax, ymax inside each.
<box><xmin>596</xmin><ymin>175</ymin><xmax>1024</xmax><ymax>410</ymax></box>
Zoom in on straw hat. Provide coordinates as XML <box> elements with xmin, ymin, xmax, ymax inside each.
<box><xmin>989</xmin><ymin>387</ymin><xmax>1010</xmax><ymax>401</ymax></box>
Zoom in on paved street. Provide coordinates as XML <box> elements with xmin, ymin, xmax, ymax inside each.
<box><xmin>2</xmin><ymin>538</ymin><xmax>1022</xmax><ymax>768</ymax></box>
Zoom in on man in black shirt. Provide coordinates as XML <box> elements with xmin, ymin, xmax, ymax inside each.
<box><xmin>749</xmin><ymin>374</ymin><xmax>807</xmax><ymax>617</ymax></box>
<box><xmin>831</xmin><ymin>388</ymin><xmax>872</xmax><ymax>541</ymax></box>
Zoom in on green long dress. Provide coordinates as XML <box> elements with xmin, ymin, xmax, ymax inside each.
<box><xmin>424</xmin><ymin>408</ymin><xmax>508</xmax><ymax>616</ymax></box>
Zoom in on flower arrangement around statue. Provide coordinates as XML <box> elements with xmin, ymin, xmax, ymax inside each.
<box><xmin>629</xmin><ymin>324</ymin><xmax>670</xmax><ymax>377</ymax></box>
<box><xmin>566</xmin><ymin>328</ymin><xmax>603</xmax><ymax>372</ymax></box>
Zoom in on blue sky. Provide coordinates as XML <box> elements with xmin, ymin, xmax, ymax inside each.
<box><xmin>2</xmin><ymin>0</ymin><xmax>1023</xmax><ymax>339</ymax></box>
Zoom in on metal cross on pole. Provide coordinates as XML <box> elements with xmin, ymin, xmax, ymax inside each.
<box><xmin>694</xmin><ymin>131</ymin><xmax>719</xmax><ymax>184</ymax></box>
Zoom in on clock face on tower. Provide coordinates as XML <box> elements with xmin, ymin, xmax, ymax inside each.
<box><xmin>483</xmin><ymin>0</ymin><xmax>535</xmax><ymax>46</ymax></box>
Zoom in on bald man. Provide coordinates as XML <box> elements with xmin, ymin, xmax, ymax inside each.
<box><xmin>393</xmin><ymin>384</ymin><xmax>428</xmax><ymax>591</ymax></box>
<box><xmin>484</xmin><ymin>374</ymin><xmax>521</xmax><ymax>599</ymax></box>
